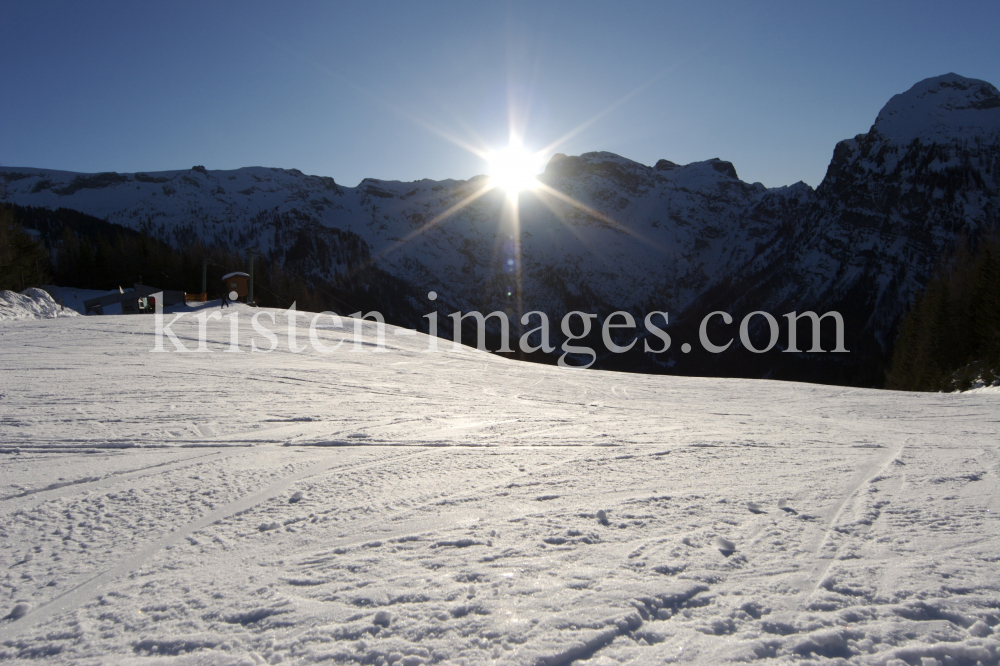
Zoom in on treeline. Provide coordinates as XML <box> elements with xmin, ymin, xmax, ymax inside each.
<box><xmin>886</xmin><ymin>233</ymin><xmax>1000</xmax><ymax>391</ymax></box>
<box><xmin>0</xmin><ymin>206</ymin><xmax>50</xmax><ymax>291</ymax></box>
<box><xmin>1</xmin><ymin>203</ymin><xmax>423</xmax><ymax>321</ymax></box>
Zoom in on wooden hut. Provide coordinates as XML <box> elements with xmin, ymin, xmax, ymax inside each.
<box><xmin>221</xmin><ymin>272</ymin><xmax>250</xmax><ymax>302</ymax></box>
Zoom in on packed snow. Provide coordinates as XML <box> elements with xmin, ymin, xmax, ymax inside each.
<box><xmin>0</xmin><ymin>288</ymin><xmax>80</xmax><ymax>322</ymax></box>
<box><xmin>1</xmin><ymin>306</ymin><xmax>999</xmax><ymax>664</ymax></box>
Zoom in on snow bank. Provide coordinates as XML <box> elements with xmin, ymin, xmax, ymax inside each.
<box><xmin>0</xmin><ymin>288</ymin><xmax>80</xmax><ymax>321</ymax></box>
<box><xmin>40</xmin><ymin>285</ymin><xmax>121</xmax><ymax>315</ymax></box>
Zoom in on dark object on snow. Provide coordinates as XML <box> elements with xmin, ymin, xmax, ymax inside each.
<box><xmin>5</xmin><ymin>603</ymin><xmax>29</xmax><ymax>620</ymax></box>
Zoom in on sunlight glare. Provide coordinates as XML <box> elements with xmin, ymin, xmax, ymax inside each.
<box><xmin>487</xmin><ymin>142</ymin><xmax>542</xmax><ymax>198</ymax></box>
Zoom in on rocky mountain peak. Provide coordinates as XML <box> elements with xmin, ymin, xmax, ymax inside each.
<box><xmin>5</xmin><ymin>74</ymin><xmax>1000</xmax><ymax>387</ymax></box>
<box><xmin>871</xmin><ymin>73</ymin><xmax>1000</xmax><ymax>144</ymax></box>
<box><xmin>706</xmin><ymin>158</ymin><xmax>739</xmax><ymax>180</ymax></box>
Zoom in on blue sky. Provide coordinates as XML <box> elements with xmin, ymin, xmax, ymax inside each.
<box><xmin>2</xmin><ymin>1</ymin><xmax>998</xmax><ymax>188</ymax></box>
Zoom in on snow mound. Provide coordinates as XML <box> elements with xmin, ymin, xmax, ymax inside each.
<box><xmin>40</xmin><ymin>285</ymin><xmax>121</xmax><ymax>315</ymax></box>
<box><xmin>0</xmin><ymin>288</ymin><xmax>81</xmax><ymax>321</ymax></box>
<box><xmin>872</xmin><ymin>73</ymin><xmax>1000</xmax><ymax>144</ymax></box>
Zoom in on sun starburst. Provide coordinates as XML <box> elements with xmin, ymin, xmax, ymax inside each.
<box><xmin>486</xmin><ymin>140</ymin><xmax>543</xmax><ymax>199</ymax></box>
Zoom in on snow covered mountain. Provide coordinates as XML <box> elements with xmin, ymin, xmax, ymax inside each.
<box><xmin>789</xmin><ymin>73</ymin><xmax>999</xmax><ymax>324</ymax></box>
<box><xmin>685</xmin><ymin>74</ymin><xmax>1000</xmax><ymax>384</ymax></box>
<box><xmin>3</xmin><ymin>73</ymin><xmax>999</xmax><ymax>384</ymax></box>
<box><xmin>0</xmin><ymin>156</ymin><xmax>779</xmax><ymax>321</ymax></box>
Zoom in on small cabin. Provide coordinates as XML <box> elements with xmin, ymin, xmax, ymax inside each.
<box><xmin>221</xmin><ymin>272</ymin><xmax>250</xmax><ymax>301</ymax></box>
<box><xmin>83</xmin><ymin>283</ymin><xmax>185</xmax><ymax>315</ymax></box>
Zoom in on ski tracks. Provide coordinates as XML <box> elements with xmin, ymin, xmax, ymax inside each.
<box><xmin>772</xmin><ymin>438</ymin><xmax>908</xmax><ymax>611</ymax></box>
<box><xmin>289</xmin><ymin>446</ymin><xmax>604</xmax><ymax>567</ymax></box>
<box><xmin>0</xmin><ymin>447</ymin><xmax>435</xmax><ymax>643</ymax></box>
<box><xmin>0</xmin><ymin>449</ymin><xmax>240</xmax><ymax>513</ymax></box>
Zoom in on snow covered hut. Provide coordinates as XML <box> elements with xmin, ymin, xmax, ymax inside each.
<box><xmin>221</xmin><ymin>272</ymin><xmax>250</xmax><ymax>302</ymax></box>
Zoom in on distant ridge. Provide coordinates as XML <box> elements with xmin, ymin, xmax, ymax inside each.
<box><xmin>3</xmin><ymin>74</ymin><xmax>998</xmax><ymax>386</ymax></box>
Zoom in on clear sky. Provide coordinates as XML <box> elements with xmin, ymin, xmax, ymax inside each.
<box><xmin>2</xmin><ymin>0</ymin><xmax>998</xmax><ymax>189</ymax></box>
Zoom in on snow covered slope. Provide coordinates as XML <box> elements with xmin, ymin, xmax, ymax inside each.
<box><xmin>0</xmin><ymin>312</ymin><xmax>999</xmax><ymax>664</ymax></box>
<box><xmin>0</xmin><ymin>154</ymin><xmax>780</xmax><ymax>322</ymax></box>
<box><xmin>2</xmin><ymin>74</ymin><xmax>999</xmax><ymax>384</ymax></box>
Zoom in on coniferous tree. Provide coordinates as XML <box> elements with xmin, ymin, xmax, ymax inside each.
<box><xmin>4</xmin><ymin>202</ymin><xmax>422</xmax><ymax>325</ymax></box>
<box><xmin>887</xmin><ymin>233</ymin><xmax>1000</xmax><ymax>391</ymax></box>
<box><xmin>0</xmin><ymin>206</ymin><xmax>51</xmax><ymax>291</ymax></box>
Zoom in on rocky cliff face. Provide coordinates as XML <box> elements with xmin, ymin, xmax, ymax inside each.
<box><xmin>683</xmin><ymin>74</ymin><xmax>1000</xmax><ymax>384</ymax></box>
<box><xmin>807</xmin><ymin>73</ymin><xmax>999</xmax><ymax>318</ymax></box>
<box><xmin>4</xmin><ymin>74</ymin><xmax>999</xmax><ymax>385</ymax></box>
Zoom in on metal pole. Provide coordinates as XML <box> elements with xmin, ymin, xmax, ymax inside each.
<box><xmin>201</xmin><ymin>259</ymin><xmax>207</xmax><ymax>298</ymax></box>
<box><xmin>248</xmin><ymin>250</ymin><xmax>255</xmax><ymax>305</ymax></box>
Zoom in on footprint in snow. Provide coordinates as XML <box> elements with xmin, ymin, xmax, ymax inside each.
<box><xmin>746</xmin><ymin>501</ymin><xmax>766</xmax><ymax>514</ymax></box>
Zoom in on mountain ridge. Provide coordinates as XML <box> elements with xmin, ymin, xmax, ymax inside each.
<box><xmin>4</xmin><ymin>73</ymin><xmax>999</xmax><ymax>385</ymax></box>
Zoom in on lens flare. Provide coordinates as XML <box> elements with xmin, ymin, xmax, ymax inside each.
<box><xmin>487</xmin><ymin>141</ymin><xmax>542</xmax><ymax>198</ymax></box>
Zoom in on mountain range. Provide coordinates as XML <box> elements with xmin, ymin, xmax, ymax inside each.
<box><xmin>4</xmin><ymin>73</ymin><xmax>999</xmax><ymax>386</ymax></box>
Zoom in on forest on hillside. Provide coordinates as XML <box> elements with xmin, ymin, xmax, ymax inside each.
<box><xmin>5</xmin><ymin>201</ymin><xmax>999</xmax><ymax>391</ymax></box>
<box><xmin>0</xmin><ymin>203</ymin><xmax>422</xmax><ymax>322</ymax></box>
<box><xmin>886</xmin><ymin>233</ymin><xmax>1000</xmax><ymax>391</ymax></box>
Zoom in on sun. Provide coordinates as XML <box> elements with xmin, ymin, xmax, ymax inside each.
<box><xmin>487</xmin><ymin>141</ymin><xmax>542</xmax><ymax>198</ymax></box>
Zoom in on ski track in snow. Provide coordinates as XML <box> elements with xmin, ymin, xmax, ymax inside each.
<box><xmin>1</xmin><ymin>310</ymin><xmax>999</xmax><ymax>665</ymax></box>
<box><xmin>0</xmin><ymin>448</ymin><xmax>435</xmax><ymax>644</ymax></box>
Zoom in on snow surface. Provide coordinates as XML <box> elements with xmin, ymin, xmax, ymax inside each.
<box><xmin>872</xmin><ymin>73</ymin><xmax>1000</xmax><ymax>145</ymax></box>
<box><xmin>1</xmin><ymin>308</ymin><xmax>999</xmax><ymax>664</ymax></box>
<box><xmin>0</xmin><ymin>289</ymin><xmax>80</xmax><ymax>322</ymax></box>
